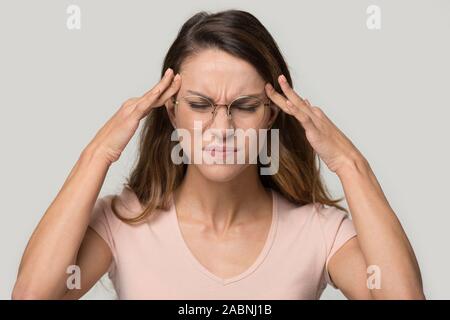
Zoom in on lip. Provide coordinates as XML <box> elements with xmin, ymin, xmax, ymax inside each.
<box><xmin>203</xmin><ymin>145</ymin><xmax>239</xmax><ymax>152</ymax></box>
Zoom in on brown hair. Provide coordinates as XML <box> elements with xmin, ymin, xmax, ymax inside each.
<box><xmin>111</xmin><ymin>9</ymin><xmax>346</xmax><ymax>223</ymax></box>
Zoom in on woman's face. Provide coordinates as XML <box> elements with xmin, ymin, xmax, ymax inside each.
<box><xmin>166</xmin><ymin>48</ymin><xmax>278</xmax><ymax>182</ymax></box>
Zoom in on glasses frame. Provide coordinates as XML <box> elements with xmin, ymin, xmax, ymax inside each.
<box><xmin>173</xmin><ymin>94</ymin><xmax>272</xmax><ymax>123</ymax></box>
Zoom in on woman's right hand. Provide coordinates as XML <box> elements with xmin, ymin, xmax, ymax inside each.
<box><xmin>86</xmin><ymin>68</ymin><xmax>181</xmax><ymax>165</ymax></box>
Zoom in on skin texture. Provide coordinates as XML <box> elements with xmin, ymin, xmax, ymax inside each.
<box><xmin>12</xmin><ymin>48</ymin><xmax>425</xmax><ymax>300</ymax></box>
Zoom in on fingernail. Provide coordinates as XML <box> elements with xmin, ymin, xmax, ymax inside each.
<box><xmin>174</xmin><ymin>73</ymin><xmax>180</xmax><ymax>81</ymax></box>
<box><xmin>266</xmin><ymin>83</ymin><xmax>273</xmax><ymax>90</ymax></box>
<box><xmin>279</xmin><ymin>74</ymin><xmax>287</xmax><ymax>83</ymax></box>
<box><xmin>165</xmin><ymin>68</ymin><xmax>172</xmax><ymax>76</ymax></box>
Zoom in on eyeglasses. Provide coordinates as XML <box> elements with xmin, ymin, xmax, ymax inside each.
<box><xmin>173</xmin><ymin>93</ymin><xmax>271</xmax><ymax>129</ymax></box>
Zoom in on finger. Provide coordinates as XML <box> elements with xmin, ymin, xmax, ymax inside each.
<box><xmin>303</xmin><ymin>98</ymin><xmax>329</xmax><ymax>122</ymax></box>
<box><xmin>154</xmin><ymin>73</ymin><xmax>182</xmax><ymax>106</ymax></box>
<box><xmin>264</xmin><ymin>83</ymin><xmax>294</xmax><ymax>116</ymax></box>
<box><xmin>134</xmin><ymin>70</ymin><xmax>180</xmax><ymax>119</ymax></box>
<box><xmin>304</xmin><ymin>98</ymin><xmax>318</xmax><ymax>116</ymax></box>
<box><xmin>135</xmin><ymin>74</ymin><xmax>182</xmax><ymax>119</ymax></box>
<box><xmin>142</xmin><ymin>67</ymin><xmax>174</xmax><ymax>99</ymax></box>
<box><xmin>286</xmin><ymin>100</ymin><xmax>319</xmax><ymax>133</ymax></box>
<box><xmin>277</xmin><ymin>75</ymin><xmax>316</xmax><ymax>119</ymax></box>
<box><xmin>304</xmin><ymin>99</ymin><xmax>312</xmax><ymax>107</ymax></box>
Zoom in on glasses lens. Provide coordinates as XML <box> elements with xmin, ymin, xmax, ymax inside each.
<box><xmin>184</xmin><ymin>96</ymin><xmax>213</xmax><ymax>114</ymax></box>
<box><xmin>176</xmin><ymin>96</ymin><xmax>214</xmax><ymax>129</ymax></box>
<box><xmin>176</xmin><ymin>95</ymin><xmax>268</xmax><ymax>129</ymax></box>
<box><xmin>230</xmin><ymin>96</ymin><xmax>266</xmax><ymax>128</ymax></box>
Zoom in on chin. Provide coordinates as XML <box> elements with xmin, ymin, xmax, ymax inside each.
<box><xmin>194</xmin><ymin>163</ymin><xmax>249</xmax><ymax>183</ymax></box>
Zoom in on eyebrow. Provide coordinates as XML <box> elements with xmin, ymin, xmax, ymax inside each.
<box><xmin>186</xmin><ymin>90</ymin><xmax>265</xmax><ymax>101</ymax></box>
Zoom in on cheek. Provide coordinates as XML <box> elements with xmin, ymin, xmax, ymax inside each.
<box><xmin>175</xmin><ymin>105</ymin><xmax>209</xmax><ymax>131</ymax></box>
<box><xmin>261</xmin><ymin>107</ymin><xmax>274</xmax><ymax>128</ymax></box>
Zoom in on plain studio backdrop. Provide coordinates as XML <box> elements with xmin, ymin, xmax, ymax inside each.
<box><xmin>0</xmin><ymin>0</ymin><xmax>449</xmax><ymax>300</ymax></box>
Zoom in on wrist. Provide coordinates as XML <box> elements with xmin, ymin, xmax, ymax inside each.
<box><xmin>335</xmin><ymin>151</ymin><xmax>369</xmax><ymax>179</ymax></box>
<box><xmin>80</xmin><ymin>144</ymin><xmax>114</xmax><ymax>167</ymax></box>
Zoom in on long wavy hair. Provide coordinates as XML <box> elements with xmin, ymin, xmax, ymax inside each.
<box><xmin>111</xmin><ymin>9</ymin><xmax>346</xmax><ymax>223</ymax></box>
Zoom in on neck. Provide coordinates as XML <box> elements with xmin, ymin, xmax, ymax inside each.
<box><xmin>173</xmin><ymin>164</ymin><xmax>272</xmax><ymax>233</ymax></box>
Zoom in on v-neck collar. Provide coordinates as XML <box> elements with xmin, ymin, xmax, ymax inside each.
<box><xmin>171</xmin><ymin>189</ymin><xmax>278</xmax><ymax>286</ymax></box>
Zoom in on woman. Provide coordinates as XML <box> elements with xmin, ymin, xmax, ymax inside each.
<box><xmin>12</xmin><ymin>9</ymin><xmax>424</xmax><ymax>300</ymax></box>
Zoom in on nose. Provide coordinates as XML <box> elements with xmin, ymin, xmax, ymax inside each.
<box><xmin>210</xmin><ymin>104</ymin><xmax>234</xmax><ymax>129</ymax></box>
<box><xmin>208</xmin><ymin>104</ymin><xmax>235</xmax><ymax>140</ymax></box>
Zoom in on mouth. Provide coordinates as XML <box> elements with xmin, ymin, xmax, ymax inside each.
<box><xmin>203</xmin><ymin>145</ymin><xmax>240</xmax><ymax>157</ymax></box>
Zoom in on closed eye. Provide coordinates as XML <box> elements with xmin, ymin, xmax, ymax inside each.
<box><xmin>233</xmin><ymin>105</ymin><xmax>258</xmax><ymax>112</ymax></box>
<box><xmin>188</xmin><ymin>102</ymin><xmax>211</xmax><ymax>109</ymax></box>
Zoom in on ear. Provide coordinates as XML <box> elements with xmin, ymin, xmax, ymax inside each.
<box><xmin>165</xmin><ymin>96</ymin><xmax>177</xmax><ymax>129</ymax></box>
<box><xmin>267</xmin><ymin>103</ymin><xmax>280</xmax><ymax>129</ymax></box>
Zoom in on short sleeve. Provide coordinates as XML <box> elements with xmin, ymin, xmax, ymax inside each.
<box><xmin>88</xmin><ymin>196</ymin><xmax>118</xmax><ymax>279</ymax></box>
<box><xmin>318</xmin><ymin>205</ymin><xmax>358</xmax><ymax>289</ymax></box>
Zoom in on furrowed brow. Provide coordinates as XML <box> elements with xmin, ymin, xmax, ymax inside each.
<box><xmin>186</xmin><ymin>90</ymin><xmax>265</xmax><ymax>101</ymax></box>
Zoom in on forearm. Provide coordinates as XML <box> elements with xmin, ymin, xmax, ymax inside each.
<box><xmin>336</xmin><ymin>153</ymin><xmax>425</xmax><ymax>299</ymax></box>
<box><xmin>13</xmin><ymin>145</ymin><xmax>110</xmax><ymax>299</ymax></box>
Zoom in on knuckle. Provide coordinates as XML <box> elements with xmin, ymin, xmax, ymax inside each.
<box><xmin>122</xmin><ymin>97</ymin><xmax>138</xmax><ymax>108</ymax></box>
<box><xmin>119</xmin><ymin>99</ymin><xmax>138</xmax><ymax>116</ymax></box>
<box><xmin>169</xmin><ymin>81</ymin><xmax>177</xmax><ymax>89</ymax></box>
<box><xmin>144</xmin><ymin>87</ymin><xmax>158</xmax><ymax>99</ymax></box>
<box><xmin>312</xmin><ymin>106</ymin><xmax>324</xmax><ymax>117</ymax></box>
<box><xmin>289</xmin><ymin>104</ymin><xmax>298</xmax><ymax>113</ymax></box>
<box><xmin>135</xmin><ymin>100</ymin><xmax>148</xmax><ymax>111</ymax></box>
<box><xmin>150</xmin><ymin>86</ymin><xmax>161</xmax><ymax>96</ymax></box>
<box><xmin>301</xmin><ymin>114</ymin><xmax>311</xmax><ymax>123</ymax></box>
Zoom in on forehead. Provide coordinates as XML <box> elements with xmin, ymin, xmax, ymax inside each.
<box><xmin>179</xmin><ymin>48</ymin><xmax>265</xmax><ymax>98</ymax></box>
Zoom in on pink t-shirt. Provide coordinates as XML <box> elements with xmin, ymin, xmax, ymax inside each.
<box><xmin>89</xmin><ymin>186</ymin><xmax>357</xmax><ymax>299</ymax></box>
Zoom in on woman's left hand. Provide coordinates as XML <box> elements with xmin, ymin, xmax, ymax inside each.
<box><xmin>265</xmin><ymin>74</ymin><xmax>363</xmax><ymax>175</ymax></box>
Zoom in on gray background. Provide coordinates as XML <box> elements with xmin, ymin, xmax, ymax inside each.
<box><xmin>1</xmin><ymin>0</ymin><xmax>449</xmax><ymax>300</ymax></box>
